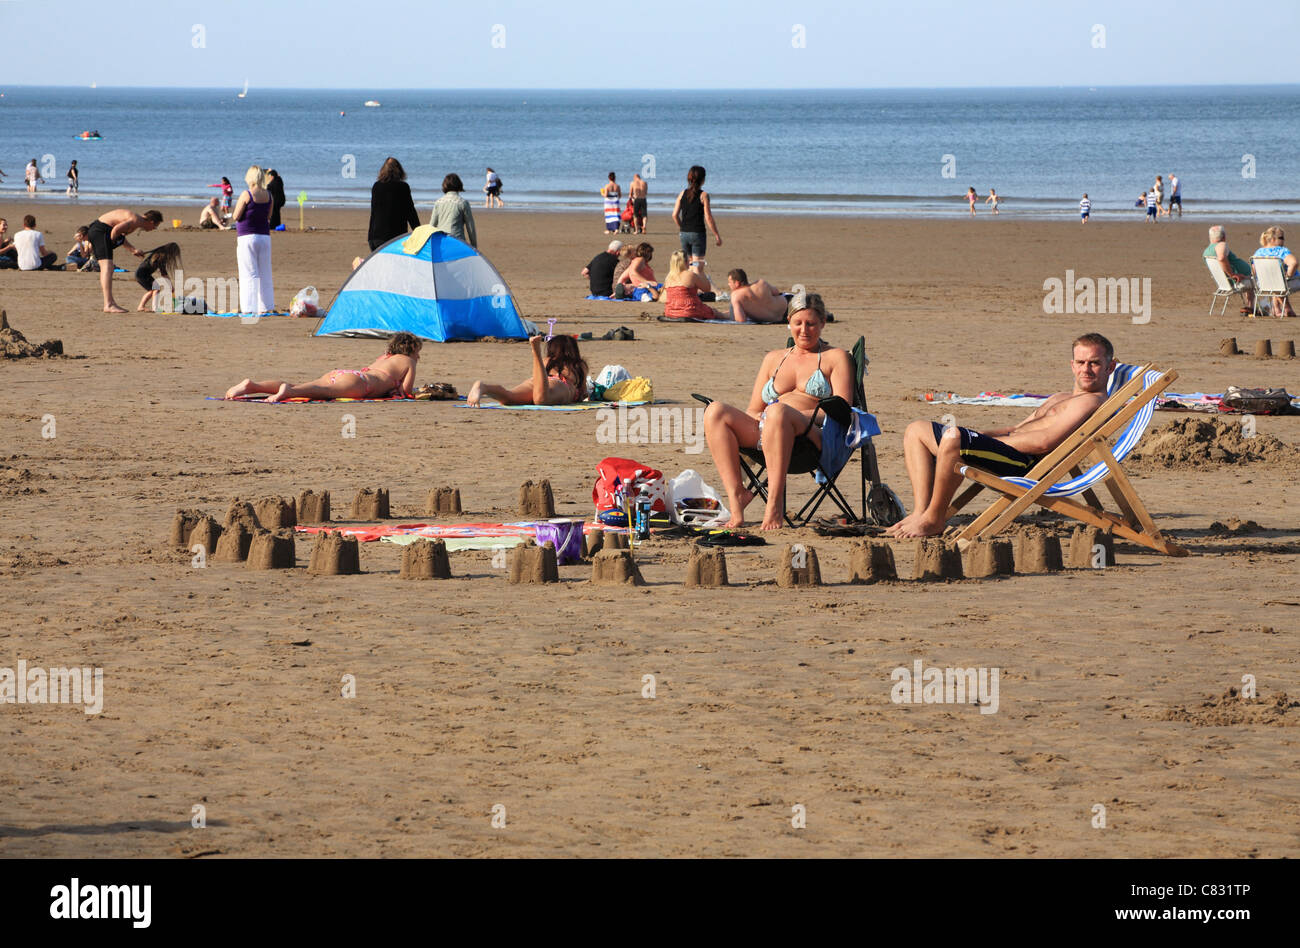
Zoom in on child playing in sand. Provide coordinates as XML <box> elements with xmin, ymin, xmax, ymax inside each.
<box><xmin>135</xmin><ymin>243</ymin><xmax>183</xmax><ymax>311</ymax></box>
<box><xmin>225</xmin><ymin>331</ymin><xmax>423</xmax><ymax>402</ymax></box>
<box><xmin>467</xmin><ymin>334</ymin><xmax>587</xmax><ymax>407</ymax></box>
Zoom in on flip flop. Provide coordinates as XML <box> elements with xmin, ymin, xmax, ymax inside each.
<box><xmin>695</xmin><ymin>529</ymin><xmax>766</xmax><ymax>547</ymax></box>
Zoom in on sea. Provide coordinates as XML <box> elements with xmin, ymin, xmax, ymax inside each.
<box><xmin>1</xmin><ymin>85</ymin><xmax>1297</xmax><ymax>219</ymax></box>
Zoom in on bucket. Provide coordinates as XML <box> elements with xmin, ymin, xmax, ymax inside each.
<box><xmin>171</xmin><ymin>219</ymin><xmax>182</xmax><ymax>229</ymax></box>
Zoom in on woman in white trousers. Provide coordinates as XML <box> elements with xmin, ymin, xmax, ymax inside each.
<box><xmin>232</xmin><ymin>165</ymin><xmax>275</xmax><ymax>313</ymax></box>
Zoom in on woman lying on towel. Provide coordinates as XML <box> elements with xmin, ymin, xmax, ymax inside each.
<box><xmin>224</xmin><ymin>331</ymin><xmax>422</xmax><ymax>401</ymax></box>
<box><xmin>662</xmin><ymin>250</ymin><xmax>724</xmax><ymax>320</ymax></box>
<box><xmin>467</xmin><ymin>334</ymin><xmax>588</xmax><ymax>407</ymax></box>
<box><xmin>702</xmin><ymin>292</ymin><xmax>853</xmax><ymax>530</ymax></box>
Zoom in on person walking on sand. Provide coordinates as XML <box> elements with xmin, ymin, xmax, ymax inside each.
<box><xmin>66</xmin><ymin>160</ymin><xmax>79</xmax><ymax>197</ymax></box>
<box><xmin>25</xmin><ymin>158</ymin><xmax>42</xmax><ymax>193</ymax></box>
<box><xmin>630</xmin><ymin>172</ymin><xmax>648</xmax><ymax>233</ymax></box>
<box><xmin>86</xmin><ymin>208</ymin><xmax>164</xmax><ymax>312</ymax></box>
<box><xmin>671</xmin><ymin>165</ymin><xmax>722</xmax><ymax>266</ymax></box>
<box><xmin>226</xmin><ymin>332</ymin><xmax>422</xmax><ymax>402</ymax></box>
<box><xmin>367</xmin><ymin>157</ymin><xmax>420</xmax><ymax>250</ymax></box>
<box><xmin>984</xmin><ymin>188</ymin><xmax>999</xmax><ymax>215</ymax></box>
<box><xmin>1153</xmin><ymin>175</ymin><xmax>1165</xmax><ymax>217</ymax></box>
<box><xmin>266</xmin><ymin>169</ymin><xmax>287</xmax><ymax>230</ymax></box>
<box><xmin>1168</xmin><ymin>172</ymin><xmax>1182</xmax><ymax>218</ymax></box>
<box><xmin>966</xmin><ymin>187</ymin><xmax>977</xmax><ymax>216</ymax></box>
<box><xmin>483</xmin><ymin>168</ymin><xmax>504</xmax><ymax>208</ymax></box>
<box><xmin>1079</xmin><ymin>193</ymin><xmax>1091</xmax><ymax>223</ymax></box>
<box><xmin>601</xmin><ymin>172</ymin><xmax>622</xmax><ymax>234</ymax></box>
<box><xmin>1145</xmin><ymin>189</ymin><xmax>1157</xmax><ymax>222</ymax></box>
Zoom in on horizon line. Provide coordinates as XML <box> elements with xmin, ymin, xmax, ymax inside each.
<box><xmin>3</xmin><ymin>82</ymin><xmax>1299</xmax><ymax>92</ymax></box>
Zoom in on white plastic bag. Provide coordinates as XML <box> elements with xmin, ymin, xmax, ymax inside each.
<box><xmin>290</xmin><ymin>286</ymin><xmax>319</xmax><ymax>317</ymax></box>
<box><xmin>666</xmin><ymin>469</ymin><xmax>729</xmax><ymax>527</ymax></box>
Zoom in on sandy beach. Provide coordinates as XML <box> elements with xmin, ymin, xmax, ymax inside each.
<box><xmin>1</xmin><ymin>202</ymin><xmax>1297</xmax><ymax>857</ymax></box>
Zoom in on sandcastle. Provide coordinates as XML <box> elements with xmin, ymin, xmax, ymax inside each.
<box><xmin>1281</xmin><ymin>340</ymin><xmax>1296</xmax><ymax>359</ymax></box>
<box><xmin>961</xmin><ymin>539</ymin><xmax>1015</xmax><ymax>578</ymax></box>
<box><xmin>849</xmin><ymin>540</ymin><xmax>898</xmax><ymax>583</ymax></box>
<box><xmin>590</xmin><ymin>549</ymin><xmax>645</xmax><ymax>586</ymax></box>
<box><xmin>1014</xmin><ymin>528</ymin><xmax>1064</xmax><ymax>573</ymax></box>
<box><xmin>246</xmin><ymin>529</ymin><xmax>296</xmax><ymax>570</ymax></box>
<box><xmin>685</xmin><ymin>546</ymin><xmax>728</xmax><ymax>587</ymax></box>
<box><xmin>187</xmin><ymin>516</ymin><xmax>223</xmax><ymax>556</ymax></box>
<box><xmin>912</xmin><ymin>539</ymin><xmax>964</xmax><ymax>581</ymax></box>
<box><xmin>508</xmin><ymin>541</ymin><xmax>559</xmax><ymax>584</ymax></box>
<box><xmin>307</xmin><ymin>531</ymin><xmax>361</xmax><ymax>575</ymax></box>
<box><xmin>297</xmin><ymin>489</ymin><xmax>331</xmax><ymax>524</ymax></box>
<box><xmin>224</xmin><ymin>500</ymin><xmax>260</xmax><ymax>530</ymax></box>
<box><xmin>213</xmin><ymin>522</ymin><xmax>254</xmax><ymax>562</ymax></box>
<box><xmin>1219</xmin><ymin>337</ymin><xmax>1240</xmax><ymax>356</ymax></box>
<box><xmin>1066</xmin><ymin>525</ymin><xmax>1114</xmax><ymax>569</ymax></box>
<box><xmin>776</xmin><ymin>544</ymin><xmax>822</xmax><ymax>587</ymax></box>
<box><xmin>169</xmin><ymin>509</ymin><xmax>208</xmax><ymax>548</ymax></box>
<box><xmin>254</xmin><ymin>496</ymin><xmax>296</xmax><ymax>529</ymax></box>
<box><xmin>399</xmin><ymin>538</ymin><xmax>452</xmax><ymax>580</ymax></box>
<box><xmin>424</xmin><ymin>487</ymin><xmax>462</xmax><ymax>516</ymax></box>
<box><xmin>1255</xmin><ymin>339</ymin><xmax>1273</xmax><ymax>359</ymax></box>
<box><xmin>349</xmin><ymin>488</ymin><xmax>390</xmax><ymax>520</ymax></box>
<box><xmin>518</xmin><ymin>479</ymin><xmax>555</xmax><ymax>518</ymax></box>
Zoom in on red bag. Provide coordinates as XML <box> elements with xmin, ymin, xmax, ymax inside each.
<box><xmin>593</xmin><ymin>457</ymin><xmax>668</xmax><ymax>513</ymax></box>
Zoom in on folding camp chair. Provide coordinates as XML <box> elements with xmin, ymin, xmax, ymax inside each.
<box><xmin>948</xmin><ymin>362</ymin><xmax>1188</xmax><ymax>556</ymax></box>
<box><xmin>1250</xmin><ymin>255</ymin><xmax>1293</xmax><ymax>318</ymax></box>
<box><xmin>1204</xmin><ymin>256</ymin><xmax>1252</xmax><ymax>316</ymax></box>
<box><xmin>692</xmin><ymin>336</ymin><xmax>904</xmax><ymax>528</ymax></box>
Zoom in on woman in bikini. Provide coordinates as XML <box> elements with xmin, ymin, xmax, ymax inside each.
<box><xmin>702</xmin><ymin>292</ymin><xmax>853</xmax><ymax>530</ymax></box>
<box><xmin>224</xmin><ymin>332</ymin><xmax>422</xmax><ymax>402</ymax></box>
<box><xmin>466</xmin><ymin>334</ymin><xmax>587</xmax><ymax>407</ymax></box>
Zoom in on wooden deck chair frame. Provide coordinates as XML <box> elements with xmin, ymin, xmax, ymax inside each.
<box><xmin>1204</xmin><ymin>256</ymin><xmax>1250</xmax><ymax>316</ymax></box>
<box><xmin>1250</xmin><ymin>255</ymin><xmax>1292</xmax><ymax>318</ymax></box>
<box><xmin>692</xmin><ymin>336</ymin><xmax>904</xmax><ymax>528</ymax></box>
<box><xmin>947</xmin><ymin>363</ymin><xmax>1188</xmax><ymax>556</ymax></box>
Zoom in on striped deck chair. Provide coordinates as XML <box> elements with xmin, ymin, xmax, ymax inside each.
<box><xmin>948</xmin><ymin>362</ymin><xmax>1188</xmax><ymax>556</ymax></box>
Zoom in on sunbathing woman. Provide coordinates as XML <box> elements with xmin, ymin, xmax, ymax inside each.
<box><xmin>702</xmin><ymin>292</ymin><xmax>853</xmax><ymax>530</ymax></box>
<box><xmin>467</xmin><ymin>334</ymin><xmax>588</xmax><ymax>407</ymax></box>
<box><xmin>662</xmin><ymin>250</ymin><xmax>723</xmax><ymax>320</ymax></box>
<box><xmin>225</xmin><ymin>331</ymin><xmax>422</xmax><ymax>402</ymax></box>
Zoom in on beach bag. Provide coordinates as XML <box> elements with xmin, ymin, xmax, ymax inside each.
<box><xmin>289</xmin><ymin>286</ymin><xmax>319</xmax><ymax>318</ymax></box>
<box><xmin>593</xmin><ymin>457</ymin><xmax>668</xmax><ymax>514</ymax></box>
<box><xmin>588</xmin><ymin>364</ymin><xmax>631</xmax><ymax>400</ymax></box>
<box><xmin>1221</xmin><ymin>386</ymin><xmax>1293</xmax><ymax>415</ymax></box>
<box><xmin>666</xmin><ymin>469</ymin><xmax>729</xmax><ymax>527</ymax></box>
<box><xmin>621</xmin><ymin>199</ymin><xmax>635</xmax><ymax>222</ymax></box>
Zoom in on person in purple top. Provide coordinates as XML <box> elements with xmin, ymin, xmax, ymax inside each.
<box><xmin>232</xmin><ymin>165</ymin><xmax>275</xmax><ymax>313</ymax></box>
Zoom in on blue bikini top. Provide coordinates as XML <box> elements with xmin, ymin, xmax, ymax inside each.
<box><xmin>762</xmin><ymin>345</ymin><xmax>832</xmax><ymax>404</ymax></box>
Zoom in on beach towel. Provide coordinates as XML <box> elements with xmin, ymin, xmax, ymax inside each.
<box><xmin>200</xmin><ymin>311</ymin><xmax>294</xmax><ymax>318</ymax></box>
<box><xmin>209</xmin><ymin>394</ymin><xmax>414</xmax><ymax>404</ymax></box>
<box><xmin>918</xmin><ymin>392</ymin><xmax>1050</xmax><ymax>407</ymax></box>
<box><xmin>296</xmin><ymin>519</ymin><xmax>585</xmax><ymax>563</ymax></box>
<box><xmin>458</xmin><ymin>399</ymin><xmax>653</xmax><ymax>411</ymax></box>
<box><xmin>586</xmin><ymin>289</ymin><xmax>656</xmax><ymax>302</ymax></box>
<box><xmin>657</xmin><ymin>315</ymin><xmax>764</xmax><ymax>325</ymax></box>
<box><xmin>817</xmin><ymin>407</ymin><xmax>881</xmax><ymax>484</ymax></box>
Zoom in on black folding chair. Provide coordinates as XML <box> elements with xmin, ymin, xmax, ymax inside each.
<box><xmin>693</xmin><ymin>336</ymin><xmax>904</xmax><ymax>528</ymax></box>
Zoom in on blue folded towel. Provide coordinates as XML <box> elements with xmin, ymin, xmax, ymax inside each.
<box><xmin>817</xmin><ymin>408</ymin><xmax>881</xmax><ymax>483</ymax></box>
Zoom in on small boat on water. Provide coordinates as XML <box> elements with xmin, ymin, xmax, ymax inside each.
<box><xmin>237</xmin><ymin>79</ymin><xmax>249</xmax><ymax>99</ymax></box>
<box><xmin>364</xmin><ymin>100</ymin><xmax>381</xmax><ymax>108</ymax></box>
<box><xmin>75</xmin><ymin>131</ymin><xmax>103</xmax><ymax>140</ymax></box>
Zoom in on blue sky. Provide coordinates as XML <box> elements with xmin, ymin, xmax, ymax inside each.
<box><xmin>2</xmin><ymin>0</ymin><xmax>1296</xmax><ymax>89</ymax></box>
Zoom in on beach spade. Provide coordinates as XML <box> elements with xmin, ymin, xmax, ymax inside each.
<box><xmin>297</xmin><ymin>190</ymin><xmax>307</xmax><ymax>231</ymax></box>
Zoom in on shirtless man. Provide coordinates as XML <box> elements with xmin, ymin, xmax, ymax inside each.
<box><xmin>629</xmin><ymin>172</ymin><xmax>648</xmax><ymax>234</ymax></box>
<box><xmin>199</xmin><ymin>197</ymin><xmax>230</xmax><ymax>230</ymax></box>
<box><xmin>887</xmin><ymin>333</ymin><xmax>1115</xmax><ymax>539</ymax></box>
<box><xmin>86</xmin><ymin>208</ymin><xmax>163</xmax><ymax>312</ymax></box>
<box><xmin>727</xmin><ymin>269</ymin><xmax>788</xmax><ymax>323</ymax></box>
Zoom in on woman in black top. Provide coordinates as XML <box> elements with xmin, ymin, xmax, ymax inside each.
<box><xmin>368</xmin><ymin>157</ymin><xmax>420</xmax><ymax>251</ymax></box>
<box><xmin>266</xmin><ymin>169</ymin><xmax>287</xmax><ymax>230</ymax></box>
<box><xmin>671</xmin><ymin>165</ymin><xmax>722</xmax><ymax>266</ymax></box>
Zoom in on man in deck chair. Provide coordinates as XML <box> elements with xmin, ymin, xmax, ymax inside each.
<box><xmin>886</xmin><ymin>333</ymin><xmax>1115</xmax><ymax>539</ymax></box>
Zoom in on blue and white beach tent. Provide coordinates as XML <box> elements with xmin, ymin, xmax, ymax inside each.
<box><xmin>315</xmin><ymin>229</ymin><xmax>531</xmax><ymax>342</ymax></box>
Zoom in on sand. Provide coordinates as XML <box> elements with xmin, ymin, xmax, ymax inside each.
<box><xmin>1</xmin><ymin>205</ymin><xmax>1298</xmax><ymax>857</ymax></box>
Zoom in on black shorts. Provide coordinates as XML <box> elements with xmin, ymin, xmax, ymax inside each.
<box><xmin>486</xmin><ymin>185</ymin><xmax>501</xmax><ymax>196</ymax></box>
<box><xmin>135</xmin><ymin>263</ymin><xmax>157</xmax><ymax>290</ymax></box>
<box><xmin>87</xmin><ymin>220</ymin><xmax>113</xmax><ymax>261</ymax></box>
<box><xmin>932</xmin><ymin>422</ymin><xmax>1040</xmax><ymax>477</ymax></box>
<box><xmin>633</xmin><ymin>197</ymin><xmax>647</xmax><ymax>217</ymax></box>
<box><xmin>1169</xmin><ymin>194</ymin><xmax>1181</xmax><ymax>206</ymax></box>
